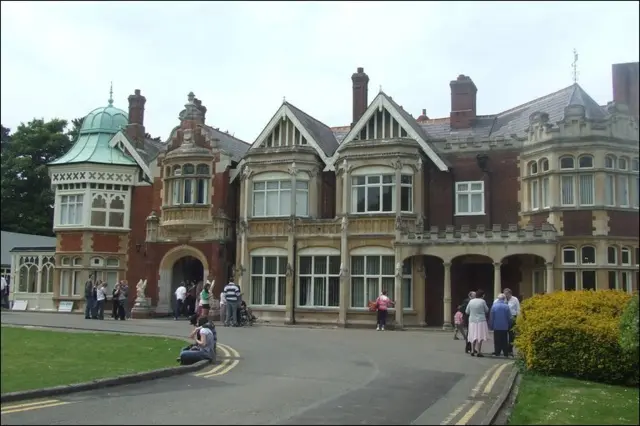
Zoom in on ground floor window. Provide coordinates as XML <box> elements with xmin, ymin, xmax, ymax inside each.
<box><xmin>562</xmin><ymin>271</ymin><xmax>577</xmax><ymax>291</ymax></box>
<box><xmin>621</xmin><ymin>271</ymin><xmax>631</xmax><ymax>293</ymax></box>
<box><xmin>250</xmin><ymin>256</ymin><xmax>286</xmax><ymax>306</ymax></box>
<box><xmin>532</xmin><ymin>269</ymin><xmax>545</xmax><ymax>294</ymax></box>
<box><xmin>60</xmin><ymin>270</ymin><xmax>83</xmax><ymax>296</ymax></box>
<box><xmin>350</xmin><ymin>256</ymin><xmax>412</xmax><ymax>308</ymax></box>
<box><xmin>581</xmin><ymin>270</ymin><xmax>596</xmax><ymax>290</ymax></box>
<box><xmin>93</xmin><ymin>270</ymin><xmax>119</xmax><ymax>286</ymax></box>
<box><xmin>298</xmin><ymin>255</ymin><xmax>340</xmax><ymax>307</ymax></box>
<box><xmin>608</xmin><ymin>270</ymin><xmax>618</xmax><ymax>290</ymax></box>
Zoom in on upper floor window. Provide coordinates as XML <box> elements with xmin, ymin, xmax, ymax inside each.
<box><xmin>253</xmin><ymin>179</ymin><xmax>308</xmax><ymax>217</ymax></box>
<box><xmin>90</xmin><ymin>193</ymin><xmax>126</xmax><ymax>228</ymax></box>
<box><xmin>562</xmin><ymin>246</ymin><xmax>576</xmax><ymax>265</ymax></box>
<box><xmin>605</xmin><ymin>173</ymin><xmax>615</xmax><ymax>206</ymax></box>
<box><xmin>167</xmin><ymin>163</ymin><xmax>211</xmax><ymax>206</ymax></box>
<box><xmin>621</xmin><ymin>248</ymin><xmax>631</xmax><ymax>266</ymax></box>
<box><xmin>559</xmin><ymin>156</ymin><xmax>575</xmax><ymax>170</ymax></box>
<box><xmin>455</xmin><ymin>181</ymin><xmax>484</xmax><ymax>215</ymax></box>
<box><xmin>632</xmin><ymin>158</ymin><xmax>639</xmax><ymax>172</ymax></box>
<box><xmin>605</xmin><ymin>155</ymin><xmax>615</xmax><ymax>169</ymax></box>
<box><xmin>578</xmin><ymin>155</ymin><xmax>594</xmax><ymax>169</ymax></box>
<box><xmin>580</xmin><ymin>246</ymin><xmax>596</xmax><ymax>265</ymax></box>
<box><xmin>351</xmin><ymin>174</ymin><xmax>413</xmax><ymax>214</ymax></box>
<box><xmin>618</xmin><ymin>157</ymin><xmax>628</xmax><ymax>171</ymax></box>
<box><xmin>59</xmin><ymin>194</ymin><xmax>84</xmax><ymax>226</ymax></box>
<box><xmin>607</xmin><ymin>246</ymin><xmax>617</xmax><ymax>265</ymax></box>
<box><xmin>540</xmin><ymin>158</ymin><xmax>549</xmax><ymax>172</ymax></box>
<box><xmin>528</xmin><ymin>161</ymin><xmax>538</xmax><ymax>175</ymax></box>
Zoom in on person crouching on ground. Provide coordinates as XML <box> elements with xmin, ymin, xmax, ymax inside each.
<box><xmin>489</xmin><ymin>293</ymin><xmax>512</xmax><ymax>357</ymax></box>
<box><xmin>179</xmin><ymin>315</ymin><xmax>216</xmax><ymax>365</ymax></box>
<box><xmin>453</xmin><ymin>306</ymin><xmax>466</xmax><ymax>340</ymax></box>
<box><xmin>466</xmin><ymin>289</ymin><xmax>489</xmax><ymax>357</ymax></box>
<box><xmin>375</xmin><ymin>290</ymin><xmax>394</xmax><ymax>331</ymax></box>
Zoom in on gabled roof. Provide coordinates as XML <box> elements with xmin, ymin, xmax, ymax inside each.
<box><xmin>247</xmin><ymin>101</ymin><xmax>339</xmax><ymax>163</ymax></box>
<box><xmin>108</xmin><ymin>132</ymin><xmax>152</xmax><ymax>179</ymax></box>
<box><xmin>50</xmin><ymin>131</ymin><xmax>138</xmax><ymax>167</ymax></box>
<box><xmin>1</xmin><ymin>231</ymin><xmax>56</xmax><ymax>266</ymax></box>
<box><xmin>326</xmin><ymin>92</ymin><xmax>449</xmax><ymax>172</ymax></box>
<box><xmin>204</xmin><ymin>126</ymin><xmax>251</xmax><ymax>162</ymax></box>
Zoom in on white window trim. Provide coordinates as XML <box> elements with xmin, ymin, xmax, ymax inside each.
<box><xmin>580</xmin><ymin>246</ymin><xmax>596</xmax><ymax>265</ymax></box>
<box><xmin>618</xmin><ymin>175</ymin><xmax>630</xmax><ymax>207</ymax></box>
<box><xmin>562</xmin><ymin>270</ymin><xmax>577</xmax><ymax>291</ymax></box>
<box><xmin>562</xmin><ymin>247</ymin><xmax>577</xmax><ymax>265</ymax></box>
<box><xmin>580</xmin><ymin>270</ymin><xmax>597</xmax><ymax>290</ymax></box>
<box><xmin>530</xmin><ymin>179</ymin><xmax>539</xmax><ymax>211</ymax></box>
<box><xmin>604</xmin><ymin>174</ymin><xmax>616</xmax><ymax>207</ymax></box>
<box><xmin>578</xmin><ymin>174</ymin><xmax>595</xmax><ymax>207</ymax></box>
<box><xmin>621</xmin><ymin>271</ymin><xmax>632</xmax><ymax>294</ymax></box>
<box><xmin>607</xmin><ymin>246</ymin><xmax>618</xmax><ymax>266</ymax></box>
<box><xmin>297</xmin><ymin>254</ymin><xmax>341</xmax><ymax>308</ymax></box>
<box><xmin>252</xmin><ymin>179</ymin><xmax>309</xmax><ymax>218</ymax></box>
<box><xmin>455</xmin><ymin>181</ymin><xmax>485</xmax><ymax>216</ymax></box>
<box><xmin>618</xmin><ymin>157</ymin><xmax>628</xmax><ymax>171</ymax></box>
<box><xmin>560</xmin><ymin>175</ymin><xmax>575</xmax><ymax>207</ymax></box>
<box><xmin>605</xmin><ymin>155</ymin><xmax>616</xmax><ymax>170</ymax></box>
<box><xmin>350</xmin><ymin>174</ymin><xmax>413</xmax><ymax>214</ymax></box>
<box><xmin>633</xmin><ymin>176</ymin><xmax>639</xmax><ymax>209</ymax></box>
<box><xmin>578</xmin><ymin>155</ymin><xmax>594</xmax><ymax>169</ymax></box>
<box><xmin>89</xmin><ymin>191</ymin><xmax>128</xmax><ymax>229</ymax></box>
<box><xmin>541</xmin><ymin>177</ymin><xmax>550</xmax><ymax>208</ymax></box>
<box><xmin>57</xmin><ymin>192</ymin><xmax>85</xmax><ymax>227</ymax></box>
<box><xmin>349</xmin><ymin>255</ymin><xmax>412</xmax><ymax>310</ymax></box>
<box><xmin>249</xmin><ymin>255</ymin><xmax>287</xmax><ymax>306</ymax></box>
<box><xmin>621</xmin><ymin>248</ymin><xmax>631</xmax><ymax>266</ymax></box>
<box><xmin>559</xmin><ymin>156</ymin><xmax>575</xmax><ymax>170</ymax></box>
<box><xmin>532</xmin><ymin>269</ymin><xmax>546</xmax><ymax>294</ymax></box>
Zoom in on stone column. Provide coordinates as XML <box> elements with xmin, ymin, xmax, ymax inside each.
<box><xmin>415</xmin><ymin>256</ymin><xmax>427</xmax><ymax>327</ymax></box>
<box><xmin>414</xmin><ymin>157</ymin><xmax>424</xmax><ymax>217</ymax></box>
<box><xmin>239</xmin><ymin>166</ymin><xmax>253</xmax><ymax>290</ymax></box>
<box><xmin>289</xmin><ymin>162</ymin><xmax>298</xmax><ymax>216</ymax></box>
<box><xmin>393</xmin><ymin>158</ymin><xmax>403</xmax><ymax>240</ymax></box>
<box><xmin>493</xmin><ymin>262</ymin><xmax>502</xmax><ymax>298</ymax></box>
<box><xmin>394</xmin><ymin>256</ymin><xmax>403</xmax><ymax>330</ymax></box>
<box><xmin>338</xmin><ymin>217</ymin><xmax>349</xmax><ymax>327</ymax></box>
<box><xmin>442</xmin><ymin>262</ymin><xmax>452</xmax><ymax>330</ymax></box>
<box><xmin>285</xmin><ymin>218</ymin><xmax>296</xmax><ymax>325</ymax></box>
<box><xmin>308</xmin><ymin>167</ymin><xmax>319</xmax><ymax>217</ymax></box>
<box><xmin>545</xmin><ymin>262</ymin><xmax>554</xmax><ymax>293</ymax></box>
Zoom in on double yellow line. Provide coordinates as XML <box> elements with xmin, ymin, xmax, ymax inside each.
<box><xmin>193</xmin><ymin>343</ymin><xmax>240</xmax><ymax>379</ymax></box>
<box><xmin>440</xmin><ymin>361</ymin><xmax>513</xmax><ymax>425</ymax></box>
<box><xmin>1</xmin><ymin>399</ymin><xmax>72</xmax><ymax>415</ymax></box>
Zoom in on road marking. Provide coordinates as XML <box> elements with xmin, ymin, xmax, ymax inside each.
<box><xmin>482</xmin><ymin>362</ymin><xmax>512</xmax><ymax>395</ymax></box>
<box><xmin>454</xmin><ymin>401</ymin><xmax>484</xmax><ymax>425</ymax></box>
<box><xmin>439</xmin><ymin>401</ymin><xmax>470</xmax><ymax>425</ymax></box>
<box><xmin>193</xmin><ymin>343</ymin><xmax>240</xmax><ymax>378</ymax></box>
<box><xmin>1</xmin><ymin>399</ymin><xmax>72</xmax><ymax>415</ymax></box>
<box><xmin>469</xmin><ymin>363</ymin><xmax>499</xmax><ymax>398</ymax></box>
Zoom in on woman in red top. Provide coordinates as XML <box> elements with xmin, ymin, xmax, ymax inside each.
<box><xmin>375</xmin><ymin>290</ymin><xmax>395</xmax><ymax>331</ymax></box>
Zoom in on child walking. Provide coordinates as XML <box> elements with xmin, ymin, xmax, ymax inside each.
<box><xmin>453</xmin><ymin>306</ymin><xmax>466</xmax><ymax>340</ymax></box>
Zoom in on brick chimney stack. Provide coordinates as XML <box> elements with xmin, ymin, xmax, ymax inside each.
<box><xmin>449</xmin><ymin>75</ymin><xmax>477</xmax><ymax>129</ymax></box>
<box><xmin>126</xmin><ymin>89</ymin><xmax>146</xmax><ymax>144</ymax></box>
<box><xmin>351</xmin><ymin>67</ymin><xmax>369</xmax><ymax>127</ymax></box>
<box><xmin>612</xmin><ymin>62</ymin><xmax>639</xmax><ymax>119</ymax></box>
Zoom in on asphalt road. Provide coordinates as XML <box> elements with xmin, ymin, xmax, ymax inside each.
<box><xmin>1</xmin><ymin>312</ymin><xmax>513</xmax><ymax>425</ymax></box>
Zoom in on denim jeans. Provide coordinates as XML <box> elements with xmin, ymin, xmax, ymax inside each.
<box><xmin>220</xmin><ymin>303</ymin><xmax>226</xmax><ymax>324</ymax></box>
<box><xmin>226</xmin><ymin>301</ymin><xmax>239</xmax><ymax>325</ymax></box>
<box><xmin>174</xmin><ymin>298</ymin><xmax>184</xmax><ymax>319</ymax></box>
<box><xmin>85</xmin><ymin>297</ymin><xmax>95</xmax><ymax>318</ymax></box>
<box><xmin>96</xmin><ymin>300</ymin><xmax>105</xmax><ymax>319</ymax></box>
<box><xmin>179</xmin><ymin>348</ymin><xmax>214</xmax><ymax>365</ymax></box>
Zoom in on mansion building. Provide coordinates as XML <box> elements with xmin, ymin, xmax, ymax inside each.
<box><xmin>8</xmin><ymin>63</ymin><xmax>640</xmax><ymax>328</ymax></box>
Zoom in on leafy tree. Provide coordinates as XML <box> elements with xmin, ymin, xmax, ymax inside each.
<box><xmin>67</xmin><ymin>116</ymin><xmax>85</xmax><ymax>142</ymax></box>
<box><xmin>1</xmin><ymin>125</ymin><xmax>10</xmax><ymax>152</ymax></box>
<box><xmin>0</xmin><ymin>119</ymin><xmax>73</xmax><ymax>236</ymax></box>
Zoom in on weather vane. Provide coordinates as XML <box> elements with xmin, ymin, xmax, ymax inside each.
<box><xmin>571</xmin><ymin>49</ymin><xmax>579</xmax><ymax>84</ymax></box>
<box><xmin>108</xmin><ymin>81</ymin><xmax>114</xmax><ymax>106</ymax></box>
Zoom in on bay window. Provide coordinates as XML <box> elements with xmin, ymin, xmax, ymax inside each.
<box><xmin>250</xmin><ymin>256</ymin><xmax>286</xmax><ymax>305</ymax></box>
<box><xmin>560</xmin><ymin>176</ymin><xmax>575</xmax><ymax>206</ymax></box>
<box><xmin>455</xmin><ymin>181</ymin><xmax>484</xmax><ymax>215</ymax></box>
<box><xmin>541</xmin><ymin>177</ymin><xmax>550</xmax><ymax>208</ymax></box>
<box><xmin>618</xmin><ymin>175</ymin><xmax>629</xmax><ymax>207</ymax></box>
<box><xmin>59</xmin><ymin>194</ymin><xmax>84</xmax><ymax>225</ymax></box>
<box><xmin>350</xmin><ymin>256</ymin><xmax>412</xmax><ymax>309</ymax></box>
<box><xmin>605</xmin><ymin>174</ymin><xmax>615</xmax><ymax>206</ymax></box>
<box><xmin>252</xmin><ymin>180</ymin><xmax>309</xmax><ymax>217</ymax></box>
<box><xmin>578</xmin><ymin>174</ymin><xmax>594</xmax><ymax>206</ymax></box>
<box><xmin>530</xmin><ymin>180</ymin><xmax>539</xmax><ymax>210</ymax></box>
<box><xmin>298</xmin><ymin>255</ymin><xmax>340</xmax><ymax>307</ymax></box>
<box><xmin>166</xmin><ymin>163</ymin><xmax>211</xmax><ymax>206</ymax></box>
<box><xmin>90</xmin><ymin>193</ymin><xmax>126</xmax><ymax>228</ymax></box>
<box><xmin>351</xmin><ymin>174</ymin><xmax>413</xmax><ymax>214</ymax></box>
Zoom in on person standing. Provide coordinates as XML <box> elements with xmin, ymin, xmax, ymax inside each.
<box><xmin>219</xmin><ymin>287</ymin><xmax>227</xmax><ymax>325</ymax></box>
<box><xmin>118</xmin><ymin>281</ymin><xmax>129</xmax><ymax>320</ymax></box>
<box><xmin>84</xmin><ymin>278</ymin><xmax>96</xmax><ymax>319</ymax></box>
<box><xmin>460</xmin><ymin>291</ymin><xmax>475</xmax><ymax>353</ymax></box>
<box><xmin>466</xmin><ymin>289</ymin><xmax>490</xmax><ymax>357</ymax></box>
<box><xmin>199</xmin><ymin>282</ymin><xmax>211</xmax><ymax>319</ymax></box>
<box><xmin>223</xmin><ymin>280</ymin><xmax>241</xmax><ymax>327</ymax></box>
<box><xmin>96</xmin><ymin>282</ymin><xmax>107</xmax><ymax>320</ymax></box>
<box><xmin>111</xmin><ymin>282</ymin><xmax>120</xmax><ymax>319</ymax></box>
<box><xmin>503</xmin><ymin>288</ymin><xmax>520</xmax><ymax>356</ymax></box>
<box><xmin>0</xmin><ymin>276</ymin><xmax>9</xmax><ymax>309</ymax></box>
<box><xmin>489</xmin><ymin>294</ymin><xmax>512</xmax><ymax>357</ymax></box>
<box><xmin>375</xmin><ymin>290</ymin><xmax>394</xmax><ymax>331</ymax></box>
<box><xmin>174</xmin><ymin>282</ymin><xmax>187</xmax><ymax>320</ymax></box>
<box><xmin>453</xmin><ymin>306</ymin><xmax>466</xmax><ymax>340</ymax></box>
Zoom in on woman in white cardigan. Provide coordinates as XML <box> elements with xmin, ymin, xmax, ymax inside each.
<box><xmin>465</xmin><ymin>289</ymin><xmax>490</xmax><ymax>357</ymax></box>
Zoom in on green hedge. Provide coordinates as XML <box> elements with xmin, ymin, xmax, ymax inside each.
<box><xmin>619</xmin><ymin>294</ymin><xmax>639</xmax><ymax>357</ymax></box>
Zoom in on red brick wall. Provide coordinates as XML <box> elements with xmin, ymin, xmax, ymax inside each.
<box><xmin>608</xmin><ymin>210</ymin><xmax>640</xmax><ymax>238</ymax></box>
<box><xmin>58</xmin><ymin>233</ymin><xmax>83</xmax><ymax>252</ymax></box>
<box><xmin>561</xmin><ymin>210</ymin><xmax>593</xmax><ymax>236</ymax></box>
<box><xmin>527</xmin><ymin>212</ymin><xmax>550</xmax><ymax>227</ymax></box>
<box><xmin>427</xmin><ymin>150</ymin><xmax>520</xmax><ymax>228</ymax></box>
<box><xmin>91</xmin><ymin>233</ymin><xmax>122</xmax><ymax>253</ymax></box>
<box><xmin>126</xmin><ymin>184</ymin><xmax>154</xmax><ymax>291</ymax></box>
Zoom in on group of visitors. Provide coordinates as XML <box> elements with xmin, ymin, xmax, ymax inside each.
<box><xmin>174</xmin><ymin>281</ymin><xmax>201</xmax><ymax>319</ymax></box>
<box><xmin>456</xmin><ymin>288</ymin><xmax>520</xmax><ymax>357</ymax></box>
<box><xmin>84</xmin><ymin>278</ymin><xmax>129</xmax><ymax>321</ymax></box>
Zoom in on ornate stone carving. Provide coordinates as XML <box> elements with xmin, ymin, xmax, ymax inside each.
<box><xmin>341</xmin><ymin>216</ymin><xmax>348</xmax><ymax>233</ymax></box>
<box><xmin>337</xmin><ymin>158</ymin><xmax>352</xmax><ymax>176</ymax></box>
<box><xmin>308</xmin><ymin>166</ymin><xmax>320</xmax><ymax>179</ymax></box>
<box><xmin>395</xmin><ymin>215</ymin><xmax>404</xmax><ymax>231</ymax></box>
<box><xmin>339</xmin><ymin>263</ymin><xmax>349</xmax><ymax>278</ymax></box>
<box><xmin>390</xmin><ymin>157</ymin><xmax>403</xmax><ymax>170</ymax></box>
<box><xmin>395</xmin><ymin>262</ymin><xmax>402</xmax><ymax>278</ymax></box>
<box><xmin>285</xmin><ymin>263</ymin><xmax>294</xmax><ymax>277</ymax></box>
<box><xmin>415</xmin><ymin>215</ymin><xmax>425</xmax><ymax>233</ymax></box>
<box><xmin>136</xmin><ymin>279</ymin><xmax>147</xmax><ymax>300</ymax></box>
<box><xmin>237</xmin><ymin>219</ymin><xmax>248</xmax><ymax>235</ymax></box>
<box><xmin>416</xmin><ymin>157</ymin><xmax>423</xmax><ymax>171</ymax></box>
<box><xmin>241</xmin><ymin>165</ymin><xmax>253</xmax><ymax>181</ymax></box>
<box><xmin>287</xmin><ymin>216</ymin><xmax>297</xmax><ymax>234</ymax></box>
<box><xmin>288</xmin><ymin>161</ymin><xmax>298</xmax><ymax>176</ymax></box>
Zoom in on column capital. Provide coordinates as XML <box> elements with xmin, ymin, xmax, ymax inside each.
<box><xmin>494</xmin><ymin>261</ymin><xmax>502</xmax><ymax>268</ymax></box>
<box><xmin>443</xmin><ymin>261</ymin><xmax>452</xmax><ymax>268</ymax></box>
<box><xmin>545</xmin><ymin>261</ymin><xmax>554</xmax><ymax>268</ymax></box>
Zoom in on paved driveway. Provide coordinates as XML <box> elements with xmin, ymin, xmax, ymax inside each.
<box><xmin>1</xmin><ymin>312</ymin><xmax>512</xmax><ymax>425</ymax></box>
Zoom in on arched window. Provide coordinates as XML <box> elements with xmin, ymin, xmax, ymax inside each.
<box><xmin>17</xmin><ymin>256</ymin><xmax>39</xmax><ymax>293</ymax></box>
<box><xmin>528</xmin><ymin>161</ymin><xmax>538</xmax><ymax>175</ymax></box>
<box><xmin>605</xmin><ymin>155</ymin><xmax>616</xmax><ymax>169</ymax></box>
<box><xmin>607</xmin><ymin>246</ymin><xmax>617</xmax><ymax>265</ymax></box>
<box><xmin>619</xmin><ymin>157</ymin><xmax>628</xmax><ymax>170</ymax></box>
<box><xmin>632</xmin><ymin>158</ymin><xmax>639</xmax><ymax>172</ymax></box>
<box><xmin>621</xmin><ymin>247</ymin><xmax>631</xmax><ymax>265</ymax></box>
<box><xmin>559</xmin><ymin>156</ymin><xmax>575</xmax><ymax>169</ymax></box>
<box><xmin>90</xmin><ymin>193</ymin><xmax>126</xmax><ymax>228</ymax></box>
<box><xmin>182</xmin><ymin>164</ymin><xmax>195</xmax><ymax>175</ymax></box>
<box><xmin>40</xmin><ymin>256</ymin><xmax>55</xmax><ymax>293</ymax></box>
<box><xmin>109</xmin><ymin>195</ymin><xmax>125</xmax><ymax>227</ymax></box>
<box><xmin>91</xmin><ymin>257</ymin><xmax>105</xmax><ymax>267</ymax></box>
<box><xmin>196</xmin><ymin>164</ymin><xmax>210</xmax><ymax>204</ymax></box>
<box><xmin>106</xmin><ymin>258</ymin><xmax>120</xmax><ymax>267</ymax></box>
<box><xmin>580</xmin><ymin>246</ymin><xmax>596</xmax><ymax>265</ymax></box>
<box><xmin>60</xmin><ymin>257</ymin><xmax>83</xmax><ymax>297</ymax></box>
<box><xmin>562</xmin><ymin>246</ymin><xmax>577</xmax><ymax>265</ymax></box>
<box><xmin>539</xmin><ymin>158</ymin><xmax>549</xmax><ymax>172</ymax></box>
<box><xmin>578</xmin><ymin>155</ymin><xmax>594</xmax><ymax>169</ymax></box>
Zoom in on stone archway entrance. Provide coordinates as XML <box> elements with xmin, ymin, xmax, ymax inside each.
<box><xmin>157</xmin><ymin>245</ymin><xmax>209</xmax><ymax>316</ymax></box>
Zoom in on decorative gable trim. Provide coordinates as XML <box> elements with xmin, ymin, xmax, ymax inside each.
<box><xmin>108</xmin><ymin>132</ymin><xmax>152</xmax><ymax>181</ymax></box>
<box><xmin>250</xmin><ymin>104</ymin><xmax>331</xmax><ymax>164</ymax></box>
<box><xmin>325</xmin><ymin>94</ymin><xmax>448</xmax><ymax>172</ymax></box>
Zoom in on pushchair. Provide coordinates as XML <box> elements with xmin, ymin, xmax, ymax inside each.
<box><xmin>238</xmin><ymin>301</ymin><xmax>257</xmax><ymax>326</ymax></box>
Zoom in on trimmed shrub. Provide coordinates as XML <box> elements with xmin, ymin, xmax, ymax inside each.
<box><xmin>619</xmin><ymin>294</ymin><xmax>639</xmax><ymax>357</ymax></box>
<box><xmin>515</xmin><ymin>290</ymin><xmax>637</xmax><ymax>386</ymax></box>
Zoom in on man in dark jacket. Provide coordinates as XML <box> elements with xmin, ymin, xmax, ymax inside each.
<box><xmin>489</xmin><ymin>294</ymin><xmax>512</xmax><ymax>357</ymax></box>
<box><xmin>84</xmin><ymin>279</ymin><xmax>96</xmax><ymax>319</ymax></box>
<box><xmin>460</xmin><ymin>291</ymin><xmax>476</xmax><ymax>353</ymax></box>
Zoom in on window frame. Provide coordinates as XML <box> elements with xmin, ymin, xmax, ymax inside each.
<box><xmin>578</xmin><ymin>155</ymin><xmax>594</xmax><ymax>169</ymax></box>
<box><xmin>530</xmin><ymin>179</ymin><xmax>539</xmax><ymax>211</ymax></box>
<box><xmin>562</xmin><ymin>247</ymin><xmax>577</xmax><ymax>265</ymax></box>
<box><xmin>249</xmin><ymin>255</ymin><xmax>287</xmax><ymax>306</ymax></box>
<box><xmin>621</xmin><ymin>248</ymin><xmax>631</xmax><ymax>266</ymax></box>
<box><xmin>455</xmin><ymin>181</ymin><xmax>485</xmax><ymax>216</ymax></box>
<box><xmin>604</xmin><ymin>173</ymin><xmax>616</xmax><ymax>206</ymax></box>
<box><xmin>559</xmin><ymin>156</ymin><xmax>575</xmax><ymax>170</ymax></box>
<box><xmin>578</xmin><ymin>173</ymin><xmax>595</xmax><ymax>206</ymax></box>
<box><xmin>58</xmin><ymin>193</ymin><xmax>85</xmax><ymax>226</ymax></box>
<box><xmin>607</xmin><ymin>246</ymin><xmax>618</xmax><ymax>265</ymax></box>
<box><xmin>580</xmin><ymin>246</ymin><xmax>596</xmax><ymax>265</ymax></box>
<box><xmin>351</xmin><ymin>174</ymin><xmax>414</xmax><ymax>215</ymax></box>
<box><xmin>349</xmin><ymin>256</ymin><xmax>412</xmax><ymax>310</ymax></box>
<box><xmin>297</xmin><ymin>255</ymin><xmax>341</xmax><ymax>308</ymax></box>
<box><xmin>560</xmin><ymin>175</ymin><xmax>575</xmax><ymax>206</ymax></box>
<box><xmin>562</xmin><ymin>270</ymin><xmax>577</xmax><ymax>291</ymax></box>
<box><xmin>581</xmin><ymin>270</ymin><xmax>597</xmax><ymax>291</ymax></box>
<box><xmin>618</xmin><ymin>175</ymin><xmax>630</xmax><ymax>207</ymax></box>
<box><xmin>89</xmin><ymin>192</ymin><xmax>126</xmax><ymax>229</ymax></box>
<box><xmin>541</xmin><ymin>176</ymin><xmax>550</xmax><ymax>209</ymax></box>
<box><xmin>532</xmin><ymin>269</ymin><xmax>546</xmax><ymax>295</ymax></box>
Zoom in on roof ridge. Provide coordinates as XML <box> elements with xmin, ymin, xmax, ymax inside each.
<box><xmin>497</xmin><ymin>84</ymin><xmax>577</xmax><ymax>117</ymax></box>
<box><xmin>285</xmin><ymin>102</ymin><xmax>334</xmax><ymax>131</ymax></box>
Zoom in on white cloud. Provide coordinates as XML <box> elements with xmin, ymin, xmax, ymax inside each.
<box><xmin>1</xmin><ymin>1</ymin><xmax>638</xmax><ymax>143</ymax></box>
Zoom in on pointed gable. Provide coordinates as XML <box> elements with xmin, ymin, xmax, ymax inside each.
<box><xmin>326</xmin><ymin>92</ymin><xmax>448</xmax><ymax>171</ymax></box>
<box><xmin>249</xmin><ymin>102</ymin><xmax>338</xmax><ymax>163</ymax></box>
<box><xmin>107</xmin><ymin>131</ymin><xmax>152</xmax><ymax>180</ymax></box>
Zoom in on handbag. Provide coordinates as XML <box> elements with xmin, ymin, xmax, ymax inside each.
<box><xmin>368</xmin><ymin>300</ymin><xmax>378</xmax><ymax>312</ymax></box>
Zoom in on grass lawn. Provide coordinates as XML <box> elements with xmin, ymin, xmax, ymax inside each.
<box><xmin>509</xmin><ymin>372</ymin><xmax>640</xmax><ymax>425</ymax></box>
<box><xmin>0</xmin><ymin>326</ymin><xmax>187</xmax><ymax>394</ymax></box>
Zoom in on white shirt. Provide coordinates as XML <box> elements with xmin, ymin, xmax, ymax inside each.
<box><xmin>96</xmin><ymin>287</ymin><xmax>106</xmax><ymax>301</ymax></box>
<box><xmin>220</xmin><ymin>291</ymin><xmax>227</xmax><ymax>305</ymax></box>
<box><xmin>507</xmin><ymin>296</ymin><xmax>520</xmax><ymax>317</ymax></box>
<box><xmin>175</xmin><ymin>285</ymin><xmax>187</xmax><ymax>301</ymax></box>
<box><xmin>1</xmin><ymin>277</ymin><xmax>7</xmax><ymax>291</ymax></box>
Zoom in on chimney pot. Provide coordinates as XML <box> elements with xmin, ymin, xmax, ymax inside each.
<box><xmin>357</xmin><ymin>67</ymin><xmax>364</xmax><ymax>73</ymax></box>
<box><xmin>450</xmin><ymin>75</ymin><xmax>477</xmax><ymax>130</ymax></box>
<box><xmin>351</xmin><ymin>67</ymin><xmax>370</xmax><ymax>127</ymax></box>
<box><xmin>612</xmin><ymin>62</ymin><xmax>639</xmax><ymax>119</ymax></box>
<box><xmin>126</xmin><ymin>88</ymin><xmax>147</xmax><ymax>145</ymax></box>
<box><xmin>422</xmin><ymin>109</ymin><xmax>427</xmax><ymax>115</ymax></box>
<box><xmin>134</xmin><ymin>89</ymin><xmax>141</xmax><ymax>96</ymax></box>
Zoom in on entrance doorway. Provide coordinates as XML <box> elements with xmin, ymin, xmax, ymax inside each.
<box><xmin>171</xmin><ymin>256</ymin><xmax>204</xmax><ymax>312</ymax></box>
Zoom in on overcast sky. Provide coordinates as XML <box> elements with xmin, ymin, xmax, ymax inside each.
<box><xmin>1</xmin><ymin>1</ymin><xmax>638</xmax><ymax>143</ymax></box>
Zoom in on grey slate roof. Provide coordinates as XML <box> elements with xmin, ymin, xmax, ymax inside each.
<box><xmin>285</xmin><ymin>102</ymin><xmax>339</xmax><ymax>156</ymax></box>
<box><xmin>1</xmin><ymin>231</ymin><xmax>56</xmax><ymax>266</ymax></box>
